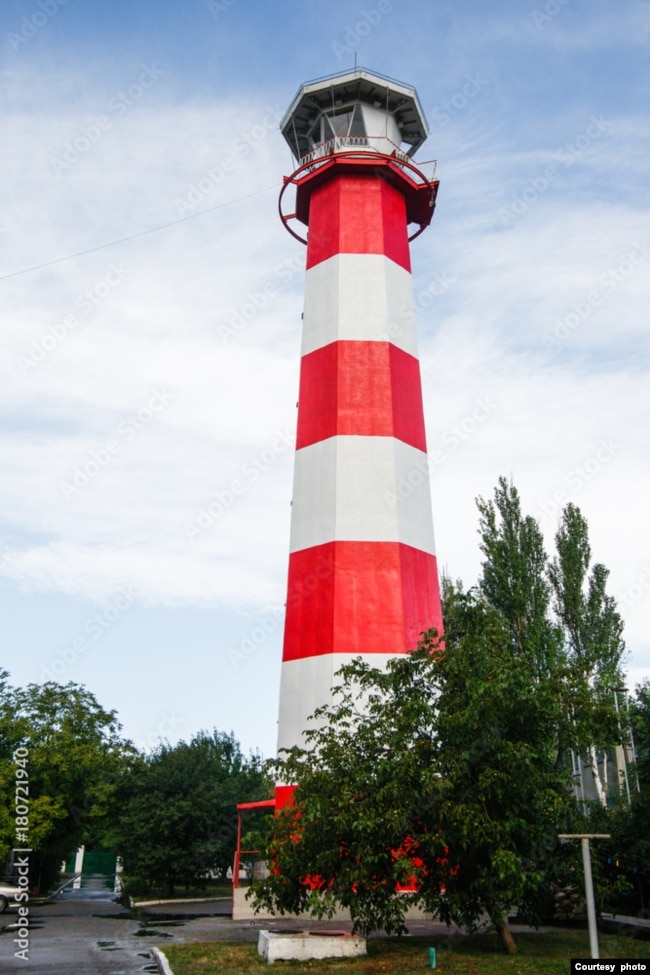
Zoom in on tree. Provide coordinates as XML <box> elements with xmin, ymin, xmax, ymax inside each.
<box><xmin>598</xmin><ymin>680</ymin><xmax>650</xmax><ymax>913</ymax></box>
<box><xmin>477</xmin><ymin>477</ymin><xmax>558</xmax><ymax>673</ymax></box>
<box><xmin>631</xmin><ymin>681</ymin><xmax>650</xmax><ymax>791</ymax></box>
<box><xmin>432</xmin><ymin>584</ymin><xmax>574</xmax><ymax>948</ymax></box>
<box><xmin>251</xmin><ymin>478</ymin><xmax>628</xmax><ymax>951</ymax></box>
<box><xmin>476</xmin><ymin>480</ymin><xmax>630</xmax><ymax>908</ymax></box>
<box><xmin>0</xmin><ymin>675</ymin><xmax>135</xmax><ymax>891</ymax></box>
<box><xmin>110</xmin><ymin>730</ymin><xmax>270</xmax><ymax>895</ymax></box>
<box><xmin>548</xmin><ymin>503</ymin><xmax>626</xmax><ymax>804</ymax></box>
<box><xmin>251</xmin><ymin>596</ymin><xmax>573</xmax><ymax>953</ymax></box>
<box><xmin>478</xmin><ymin>479</ymin><xmax>626</xmax><ymax>799</ymax></box>
<box><xmin>626</xmin><ymin>682</ymin><xmax>650</xmax><ymax>900</ymax></box>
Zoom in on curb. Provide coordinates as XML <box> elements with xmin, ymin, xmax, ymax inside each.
<box><xmin>133</xmin><ymin>895</ymin><xmax>232</xmax><ymax>908</ymax></box>
<box><xmin>152</xmin><ymin>946</ymin><xmax>175</xmax><ymax>975</ymax></box>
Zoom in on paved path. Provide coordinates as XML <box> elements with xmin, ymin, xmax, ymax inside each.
<box><xmin>0</xmin><ymin>875</ymin><xmax>183</xmax><ymax>975</ymax></box>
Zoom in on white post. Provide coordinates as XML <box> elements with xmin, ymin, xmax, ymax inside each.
<box><xmin>558</xmin><ymin>833</ymin><xmax>610</xmax><ymax>961</ymax></box>
<box><xmin>73</xmin><ymin>845</ymin><xmax>84</xmax><ymax>889</ymax></box>
<box><xmin>581</xmin><ymin>838</ymin><xmax>599</xmax><ymax>959</ymax></box>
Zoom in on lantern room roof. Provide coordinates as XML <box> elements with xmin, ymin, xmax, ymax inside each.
<box><xmin>280</xmin><ymin>66</ymin><xmax>429</xmax><ymax>162</ymax></box>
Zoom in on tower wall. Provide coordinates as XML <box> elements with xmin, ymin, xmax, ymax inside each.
<box><xmin>277</xmin><ymin>172</ymin><xmax>443</xmax><ymax>755</ymax></box>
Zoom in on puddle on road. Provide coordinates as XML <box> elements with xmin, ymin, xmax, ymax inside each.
<box><xmin>95</xmin><ymin>945</ymin><xmax>158</xmax><ymax>974</ymax></box>
<box><xmin>92</xmin><ymin>912</ymin><xmax>134</xmax><ymax>921</ymax></box>
<box><xmin>97</xmin><ymin>940</ymin><xmax>120</xmax><ymax>951</ymax></box>
<box><xmin>95</xmin><ymin>941</ymin><xmax>159</xmax><ymax>972</ymax></box>
<box><xmin>1</xmin><ymin>918</ymin><xmax>44</xmax><ymax>934</ymax></box>
<box><xmin>90</xmin><ymin>904</ymin><xmax>231</xmax><ymax>946</ymax></box>
<box><xmin>92</xmin><ymin>906</ymin><xmax>230</xmax><ymax>938</ymax></box>
<box><xmin>135</xmin><ymin>919</ymin><xmax>186</xmax><ymax>927</ymax></box>
<box><xmin>93</xmin><ymin>909</ymin><xmax>226</xmax><ymax>923</ymax></box>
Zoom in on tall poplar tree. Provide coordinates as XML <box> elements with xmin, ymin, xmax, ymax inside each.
<box><xmin>478</xmin><ymin>478</ymin><xmax>626</xmax><ymax>800</ymax></box>
<box><xmin>548</xmin><ymin>503</ymin><xmax>626</xmax><ymax>803</ymax></box>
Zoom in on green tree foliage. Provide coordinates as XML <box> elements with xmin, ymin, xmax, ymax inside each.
<box><xmin>0</xmin><ymin>674</ymin><xmax>135</xmax><ymax>891</ymax></box>
<box><xmin>632</xmin><ymin>681</ymin><xmax>650</xmax><ymax>788</ymax></box>
<box><xmin>477</xmin><ymin>477</ymin><xmax>557</xmax><ymax>669</ymax></box>
<box><xmin>627</xmin><ymin>682</ymin><xmax>650</xmax><ymax>879</ymax></box>
<box><xmin>110</xmin><ymin>730</ymin><xmax>270</xmax><ymax>895</ymax></box>
<box><xmin>478</xmin><ymin>479</ymin><xmax>626</xmax><ymax>798</ymax></box>
<box><xmin>251</xmin><ymin>478</ymin><xmax>629</xmax><ymax>950</ymax></box>
<box><xmin>598</xmin><ymin>681</ymin><xmax>650</xmax><ymax>912</ymax></box>
<box><xmin>252</xmin><ymin>607</ymin><xmax>573</xmax><ymax>952</ymax></box>
<box><xmin>549</xmin><ymin>502</ymin><xmax>626</xmax><ymax>792</ymax></box>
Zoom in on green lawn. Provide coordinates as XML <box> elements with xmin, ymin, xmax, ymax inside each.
<box><xmin>130</xmin><ymin>881</ymin><xmax>233</xmax><ymax>902</ymax></box>
<box><xmin>163</xmin><ymin>929</ymin><xmax>649</xmax><ymax>975</ymax></box>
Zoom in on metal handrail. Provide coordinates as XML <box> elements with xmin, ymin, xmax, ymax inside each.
<box><xmin>279</xmin><ymin>148</ymin><xmax>439</xmax><ymax>246</ymax></box>
<box><xmin>300</xmin><ymin>135</ymin><xmax>411</xmax><ymax>166</ymax></box>
<box><xmin>47</xmin><ymin>872</ymin><xmax>83</xmax><ymax>900</ymax></box>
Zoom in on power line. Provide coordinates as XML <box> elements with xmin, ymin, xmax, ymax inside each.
<box><xmin>0</xmin><ymin>183</ymin><xmax>277</xmax><ymax>283</ymax></box>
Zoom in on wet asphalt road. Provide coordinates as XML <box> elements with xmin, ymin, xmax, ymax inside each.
<box><xmin>0</xmin><ymin>874</ymin><xmax>258</xmax><ymax>974</ymax></box>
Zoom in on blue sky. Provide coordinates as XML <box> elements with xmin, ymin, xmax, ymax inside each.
<box><xmin>1</xmin><ymin>0</ymin><xmax>649</xmax><ymax>757</ymax></box>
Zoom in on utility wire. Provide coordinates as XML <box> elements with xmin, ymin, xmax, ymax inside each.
<box><xmin>0</xmin><ymin>183</ymin><xmax>277</xmax><ymax>283</ymax></box>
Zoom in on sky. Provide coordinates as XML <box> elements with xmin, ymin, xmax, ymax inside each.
<box><xmin>1</xmin><ymin>0</ymin><xmax>649</xmax><ymax>759</ymax></box>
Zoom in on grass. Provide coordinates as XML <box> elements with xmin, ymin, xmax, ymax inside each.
<box><xmin>129</xmin><ymin>880</ymin><xmax>233</xmax><ymax>902</ymax></box>
<box><xmin>163</xmin><ymin>929</ymin><xmax>650</xmax><ymax>975</ymax></box>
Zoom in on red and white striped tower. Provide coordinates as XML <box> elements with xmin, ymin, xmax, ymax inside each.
<box><xmin>276</xmin><ymin>68</ymin><xmax>443</xmax><ymax>789</ymax></box>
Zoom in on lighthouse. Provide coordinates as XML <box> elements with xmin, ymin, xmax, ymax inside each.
<box><xmin>276</xmin><ymin>67</ymin><xmax>443</xmax><ymax>774</ymax></box>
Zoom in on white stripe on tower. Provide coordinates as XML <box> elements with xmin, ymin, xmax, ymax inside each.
<box><xmin>277</xmin><ymin>172</ymin><xmax>443</xmax><ymax>756</ymax></box>
<box><xmin>301</xmin><ymin>254</ymin><xmax>419</xmax><ymax>358</ymax></box>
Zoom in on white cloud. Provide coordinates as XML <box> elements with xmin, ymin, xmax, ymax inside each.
<box><xmin>1</xmin><ymin>40</ymin><xmax>648</xmax><ymax>711</ymax></box>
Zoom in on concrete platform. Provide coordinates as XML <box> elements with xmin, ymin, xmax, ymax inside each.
<box><xmin>258</xmin><ymin>928</ymin><xmax>367</xmax><ymax>963</ymax></box>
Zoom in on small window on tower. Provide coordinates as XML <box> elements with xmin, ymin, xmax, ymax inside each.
<box><xmin>349</xmin><ymin>104</ymin><xmax>366</xmax><ymax>137</ymax></box>
<box><xmin>322</xmin><ymin>104</ymin><xmax>366</xmax><ymax>140</ymax></box>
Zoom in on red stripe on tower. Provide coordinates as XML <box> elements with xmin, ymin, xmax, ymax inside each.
<box><xmin>283</xmin><ymin>542</ymin><xmax>441</xmax><ymax>661</ymax></box>
<box><xmin>305</xmin><ymin>175</ymin><xmax>411</xmax><ymax>272</ymax></box>
<box><xmin>296</xmin><ymin>341</ymin><xmax>427</xmax><ymax>451</ymax></box>
<box><xmin>276</xmin><ymin>68</ymin><xmax>442</xmax><ymax>758</ymax></box>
